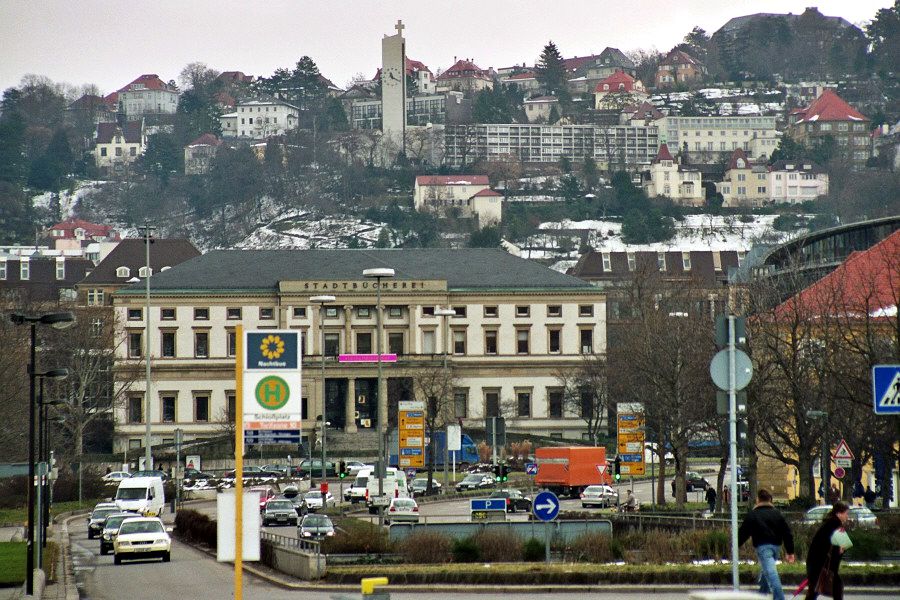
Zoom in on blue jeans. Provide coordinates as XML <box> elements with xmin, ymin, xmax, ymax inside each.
<box><xmin>756</xmin><ymin>544</ymin><xmax>785</xmax><ymax>600</ymax></box>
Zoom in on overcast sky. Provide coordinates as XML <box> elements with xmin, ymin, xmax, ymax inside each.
<box><xmin>0</xmin><ymin>0</ymin><xmax>889</xmax><ymax>95</ymax></box>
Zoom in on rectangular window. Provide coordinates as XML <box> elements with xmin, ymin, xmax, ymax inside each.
<box><xmin>421</xmin><ymin>306</ymin><xmax>435</xmax><ymax>317</ymax></box>
<box><xmin>388</xmin><ymin>332</ymin><xmax>404</xmax><ymax>355</ymax></box>
<box><xmin>128</xmin><ymin>332</ymin><xmax>142</xmax><ymax>358</ymax></box>
<box><xmin>578</xmin><ymin>305</ymin><xmax>594</xmax><ymax>317</ymax></box>
<box><xmin>454</xmin><ymin>389</ymin><xmax>468</xmax><ymax>418</ymax></box>
<box><xmin>547</xmin><ymin>305</ymin><xmax>562</xmax><ymax>317</ymax></box>
<box><xmin>129</xmin><ymin>147</ymin><xmax>136</xmax><ymax>157</ymax></box>
<box><xmin>387</xmin><ymin>306</ymin><xmax>403</xmax><ymax>318</ymax></box>
<box><xmin>226</xmin><ymin>393</ymin><xmax>236</xmax><ymax>421</ymax></box>
<box><xmin>100</xmin><ymin>147</ymin><xmax>107</xmax><ymax>157</ymax></box>
<box><xmin>324</xmin><ymin>306</ymin><xmax>339</xmax><ymax>318</ymax></box>
<box><xmin>580</xmin><ymin>328</ymin><xmax>593</xmax><ymax>354</ymax></box>
<box><xmin>20</xmin><ymin>260</ymin><xmax>30</xmax><ymax>280</ymax></box>
<box><xmin>515</xmin><ymin>305</ymin><xmax>530</xmax><ymax>317</ymax></box>
<box><xmin>88</xmin><ymin>289</ymin><xmax>104</xmax><ymax>306</ymax></box>
<box><xmin>194</xmin><ymin>331</ymin><xmax>209</xmax><ymax>358</ymax></box>
<box><xmin>324</xmin><ymin>333</ymin><xmax>340</xmax><ymax>356</ymax></box>
<box><xmin>483</xmin><ymin>306</ymin><xmax>498</xmax><ymax>318</ymax></box>
<box><xmin>356</xmin><ymin>306</ymin><xmax>371</xmax><ymax>318</ymax></box>
<box><xmin>682</xmin><ymin>252</ymin><xmax>691</xmax><ymax>271</ymax></box>
<box><xmin>485</xmin><ymin>390</ymin><xmax>500</xmax><ymax>417</ymax></box>
<box><xmin>356</xmin><ymin>332</ymin><xmax>373</xmax><ymax>354</ymax></box>
<box><xmin>657</xmin><ymin>252</ymin><xmax>666</xmax><ymax>271</ymax></box>
<box><xmin>161</xmin><ymin>395</ymin><xmax>176</xmax><ymax>423</ymax></box>
<box><xmin>484</xmin><ymin>330</ymin><xmax>498</xmax><ymax>355</ymax></box>
<box><xmin>259</xmin><ymin>307</ymin><xmax>275</xmax><ymax>320</ymax></box>
<box><xmin>292</xmin><ymin>306</ymin><xmax>306</xmax><ymax>319</ymax></box>
<box><xmin>227</xmin><ymin>307</ymin><xmax>242</xmax><ymax>319</ymax></box>
<box><xmin>549</xmin><ymin>329</ymin><xmax>561</xmax><ymax>353</ymax></box>
<box><xmin>453</xmin><ymin>330</ymin><xmax>466</xmax><ymax>354</ymax></box>
<box><xmin>161</xmin><ymin>308</ymin><xmax>176</xmax><ymax>320</ymax></box>
<box><xmin>128</xmin><ymin>396</ymin><xmax>143</xmax><ymax>423</ymax></box>
<box><xmin>422</xmin><ymin>330</ymin><xmax>435</xmax><ymax>354</ymax></box>
<box><xmin>127</xmin><ymin>308</ymin><xmax>142</xmax><ymax>320</ymax></box>
<box><xmin>227</xmin><ymin>330</ymin><xmax>236</xmax><ymax>357</ymax></box>
<box><xmin>115</xmin><ymin>147</ymin><xmax>122</xmax><ymax>157</ymax></box>
<box><xmin>161</xmin><ymin>331</ymin><xmax>176</xmax><ymax>358</ymax></box>
<box><xmin>194</xmin><ymin>307</ymin><xmax>209</xmax><ymax>320</ymax></box>
<box><xmin>516</xmin><ymin>329</ymin><xmax>529</xmax><ymax>354</ymax></box>
<box><xmin>602</xmin><ymin>253</ymin><xmax>611</xmax><ymax>271</ymax></box>
<box><xmin>195</xmin><ymin>395</ymin><xmax>210</xmax><ymax>422</ymax></box>
<box><xmin>548</xmin><ymin>389</ymin><xmax>563</xmax><ymax>418</ymax></box>
<box><xmin>516</xmin><ymin>390</ymin><xmax>531</xmax><ymax>417</ymax></box>
<box><xmin>580</xmin><ymin>390</ymin><xmax>593</xmax><ymax>418</ymax></box>
<box><xmin>453</xmin><ymin>306</ymin><xmax>467</xmax><ymax>317</ymax></box>
<box><xmin>627</xmin><ymin>252</ymin><xmax>636</xmax><ymax>271</ymax></box>
<box><xmin>0</xmin><ymin>261</ymin><xmax>5</xmax><ymax>280</ymax></box>
<box><xmin>55</xmin><ymin>259</ymin><xmax>65</xmax><ymax>280</ymax></box>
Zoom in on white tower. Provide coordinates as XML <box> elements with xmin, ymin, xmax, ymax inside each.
<box><xmin>381</xmin><ymin>19</ymin><xmax>407</xmax><ymax>156</ymax></box>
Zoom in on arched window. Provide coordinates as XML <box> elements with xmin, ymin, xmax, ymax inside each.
<box><xmin>116</xmin><ymin>266</ymin><xmax>130</xmax><ymax>278</ymax></box>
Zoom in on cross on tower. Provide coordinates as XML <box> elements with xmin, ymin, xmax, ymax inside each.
<box><xmin>395</xmin><ymin>19</ymin><xmax>405</xmax><ymax>35</ymax></box>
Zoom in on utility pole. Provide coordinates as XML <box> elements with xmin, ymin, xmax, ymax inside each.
<box><xmin>138</xmin><ymin>222</ymin><xmax>156</xmax><ymax>469</ymax></box>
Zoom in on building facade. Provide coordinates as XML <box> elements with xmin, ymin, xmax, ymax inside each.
<box><xmin>642</xmin><ymin>144</ymin><xmax>704</xmax><ymax>205</ymax></box>
<box><xmin>413</xmin><ymin>175</ymin><xmax>502</xmax><ymax>225</ymax></box>
<box><xmin>659</xmin><ymin>116</ymin><xmax>778</xmax><ymax>160</ymax></box>
<box><xmin>787</xmin><ymin>89</ymin><xmax>871</xmax><ymax>170</ymax></box>
<box><xmin>444</xmin><ymin>123</ymin><xmax>659</xmax><ymax>169</ymax></box>
<box><xmin>110</xmin><ymin>249</ymin><xmax>607</xmax><ymax>452</ymax></box>
<box><xmin>0</xmin><ymin>251</ymin><xmax>93</xmax><ymax>303</ymax></box>
<box><xmin>220</xmin><ymin>100</ymin><xmax>300</xmax><ymax>139</ymax></box>
<box><xmin>767</xmin><ymin>160</ymin><xmax>829</xmax><ymax>203</ymax></box>
<box><xmin>655</xmin><ymin>50</ymin><xmax>704</xmax><ymax>88</ymax></box>
<box><xmin>116</xmin><ymin>74</ymin><xmax>179</xmax><ymax>118</ymax></box>
<box><xmin>94</xmin><ymin>120</ymin><xmax>146</xmax><ymax>174</ymax></box>
<box><xmin>716</xmin><ymin>148</ymin><xmax>769</xmax><ymax>208</ymax></box>
<box><xmin>184</xmin><ymin>133</ymin><xmax>222</xmax><ymax>175</ymax></box>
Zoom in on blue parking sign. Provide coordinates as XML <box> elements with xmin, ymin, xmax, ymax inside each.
<box><xmin>873</xmin><ymin>365</ymin><xmax>900</xmax><ymax>414</ymax></box>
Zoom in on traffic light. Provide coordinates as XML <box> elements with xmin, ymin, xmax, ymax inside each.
<box><xmin>492</xmin><ymin>464</ymin><xmax>501</xmax><ymax>482</ymax></box>
<box><xmin>614</xmin><ymin>456</ymin><xmax>621</xmax><ymax>481</ymax></box>
<box><xmin>338</xmin><ymin>461</ymin><xmax>347</xmax><ymax>479</ymax></box>
<box><xmin>499</xmin><ymin>464</ymin><xmax>509</xmax><ymax>482</ymax></box>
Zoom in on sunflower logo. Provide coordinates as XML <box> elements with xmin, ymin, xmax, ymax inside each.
<box><xmin>259</xmin><ymin>335</ymin><xmax>285</xmax><ymax>360</ymax></box>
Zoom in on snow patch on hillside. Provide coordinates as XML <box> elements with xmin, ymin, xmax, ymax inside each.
<box><xmin>31</xmin><ymin>181</ymin><xmax>107</xmax><ymax>218</ymax></box>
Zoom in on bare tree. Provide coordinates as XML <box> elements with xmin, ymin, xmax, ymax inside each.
<box><xmin>406</xmin><ymin>363</ymin><xmax>457</xmax><ymax>493</ymax></box>
<box><xmin>555</xmin><ymin>353</ymin><xmax>610</xmax><ymax>445</ymax></box>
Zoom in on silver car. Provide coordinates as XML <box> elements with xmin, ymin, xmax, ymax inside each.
<box><xmin>803</xmin><ymin>505</ymin><xmax>878</xmax><ymax>528</ymax></box>
<box><xmin>581</xmin><ymin>485</ymin><xmax>618</xmax><ymax>508</ymax></box>
<box><xmin>299</xmin><ymin>513</ymin><xmax>335</xmax><ymax>539</ymax></box>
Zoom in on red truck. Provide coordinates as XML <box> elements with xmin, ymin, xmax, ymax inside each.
<box><xmin>534</xmin><ymin>446</ymin><xmax>612</xmax><ymax>498</ymax></box>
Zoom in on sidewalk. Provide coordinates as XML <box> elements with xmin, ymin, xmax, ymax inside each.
<box><xmin>40</xmin><ymin>517</ymin><xmax>79</xmax><ymax>600</ymax></box>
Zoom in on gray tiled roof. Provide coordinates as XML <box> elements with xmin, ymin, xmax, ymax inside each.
<box><xmin>128</xmin><ymin>249</ymin><xmax>595</xmax><ymax>292</ymax></box>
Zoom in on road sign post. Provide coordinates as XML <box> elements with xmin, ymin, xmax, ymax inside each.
<box><xmin>532</xmin><ymin>490</ymin><xmax>560</xmax><ymax>564</ymax></box>
<box><xmin>470</xmin><ymin>498</ymin><xmax>506</xmax><ymax>521</ymax></box>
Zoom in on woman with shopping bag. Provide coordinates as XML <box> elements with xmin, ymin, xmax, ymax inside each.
<box><xmin>804</xmin><ymin>501</ymin><xmax>852</xmax><ymax>600</ymax></box>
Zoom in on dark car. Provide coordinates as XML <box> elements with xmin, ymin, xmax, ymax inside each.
<box><xmin>409</xmin><ymin>477</ymin><xmax>442</xmax><ymax>497</ymax></box>
<box><xmin>281</xmin><ymin>486</ymin><xmax>307</xmax><ymax>515</ymax></box>
<box><xmin>99</xmin><ymin>512</ymin><xmax>140</xmax><ymax>555</ymax></box>
<box><xmin>686</xmin><ymin>472</ymin><xmax>709</xmax><ymax>491</ymax></box>
<box><xmin>87</xmin><ymin>506</ymin><xmax>122</xmax><ymax>539</ymax></box>
<box><xmin>221</xmin><ymin>466</ymin><xmax>279</xmax><ymax>480</ymax></box>
<box><xmin>489</xmin><ymin>489</ymin><xmax>532</xmax><ymax>513</ymax></box>
<box><xmin>455</xmin><ymin>473</ymin><xmax>495</xmax><ymax>492</ymax></box>
<box><xmin>293</xmin><ymin>459</ymin><xmax>337</xmax><ymax>478</ymax></box>
<box><xmin>261</xmin><ymin>499</ymin><xmax>299</xmax><ymax>527</ymax></box>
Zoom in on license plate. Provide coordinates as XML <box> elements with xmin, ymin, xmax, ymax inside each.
<box><xmin>135</xmin><ymin>547</ymin><xmax>151</xmax><ymax>552</ymax></box>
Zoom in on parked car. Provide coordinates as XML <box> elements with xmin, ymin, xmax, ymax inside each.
<box><xmin>409</xmin><ymin>477</ymin><xmax>442</xmax><ymax>497</ymax></box>
<box><xmin>294</xmin><ymin>459</ymin><xmax>337</xmax><ymax>478</ymax></box>
<box><xmin>281</xmin><ymin>486</ymin><xmax>307</xmax><ymax>515</ymax></box>
<box><xmin>385</xmin><ymin>497</ymin><xmax>420</xmax><ymax>523</ymax></box>
<box><xmin>455</xmin><ymin>473</ymin><xmax>494</xmax><ymax>492</ymax></box>
<box><xmin>113</xmin><ymin>517</ymin><xmax>171</xmax><ymax>564</ymax></box>
<box><xmin>247</xmin><ymin>486</ymin><xmax>277</xmax><ymax>512</ymax></box>
<box><xmin>102</xmin><ymin>471</ymin><xmax>131</xmax><ymax>483</ymax></box>
<box><xmin>345</xmin><ymin>461</ymin><xmax>369</xmax><ymax>476</ymax></box>
<box><xmin>581</xmin><ymin>484</ymin><xmax>618</xmax><ymax>508</ymax></box>
<box><xmin>686</xmin><ymin>472</ymin><xmax>709</xmax><ymax>491</ymax></box>
<box><xmin>261</xmin><ymin>464</ymin><xmax>291</xmax><ymax>478</ymax></box>
<box><xmin>87</xmin><ymin>505</ymin><xmax>122</xmax><ymax>539</ymax></box>
<box><xmin>221</xmin><ymin>466</ymin><xmax>278</xmax><ymax>480</ymax></box>
<box><xmin>99</xmin><ymin>512</ymin><xmax>140</xmax><ymax>555</ymax></box>
<box><xmin>803</xmin><ymin>505</ymin><xmax>878</xmax><ymax>528</ymax></box>
<box><xmin>489</xmin><ymin>489</ymin><xmax>532</xmax><ymax>513</ymax></box>
<box><xmin>303</xmin><ymin>489</ymin><xmax>336</xmax><ymax>511</ymax></box>
<box><xmin>261</xmin><ymin>499</ymin><xmax>299</xmax><ymax>527</ymax></box>
<box><xmin>131</xmin><ymin>469</ymin><xmax>170</xmax><ymax>481</ymax></box>
<box><xmin>299</xmin><ymin>513</ymin><xmax>335</xmax><ymax>539</ymax></box>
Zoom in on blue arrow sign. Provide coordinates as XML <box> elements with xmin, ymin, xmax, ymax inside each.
<box><xmin>525</xmin><ymin>462</ymin><xmax>538</xmax><ymax>475</ymax></box>
<box><xmin>873</xmin><ymin>365</ymin><xmax>900</xmax><ymax>415</ymax></box>
<box><xmin>532</xmin><ymin>491</ymin><xmax>560</xmax><ymax>522</ymax></box>
<box><xmin>470</xmin><ymin>498</ymin><xmax>506</xmax><ymax>512</ymax></box>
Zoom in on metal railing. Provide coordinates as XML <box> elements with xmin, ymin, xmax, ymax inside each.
<box><xmin>260</xmin><ymin>530</ymin><xmax>321</xmax><ymax>554</ymax></box>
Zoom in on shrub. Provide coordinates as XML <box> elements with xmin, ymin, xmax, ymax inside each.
<box><xmin>638</xmin><ymin>530</ymin><xmax>681</xmax><ymax>563</ymax></box>
<box><xmin>398</xmin><ymin>531</ymin><xmax>452</xmax><ymax>564</ymax></box>
<box><xmin>322</xmin><ymin>518</ymin><xmax>389</xmax><ymax>554</ymax></box>
<box><xmin>451</xmin><ymin>536</ymin><xmax>480</xmax><ymax>563</ymax></box>
<box><xmin>522</xmin><ymin>537</ymin><xmax>545</xmax><ymax>562</ymax></box>
<box><xmin>174</xmin><ymin>509</ymin><xmax>217</xmax><ymax>548</ymax></box>
<box><xmin>0</xmin><ymin>477</ymin><xmax>27</xmax><ymax>509</ymax></box>
<box><xmin>696</xmin><ymin>530</ymin><xmax>730</xmax><ymax>560</ymax></box>
<box><xmin>472</xmin><ymin>529</ymin><xmax>523</xmax><ymax>562</ymax></box>
<box><xmin>568</xmin><ymin>531</ymin><xmax>621</xmax><ymax>563</ymax></box>
<box><xmin>845</xmin><ymin>528</ymin><xmax>886</xmax><ymax>561</ymax></box>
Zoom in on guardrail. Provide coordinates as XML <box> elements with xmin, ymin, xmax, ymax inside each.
<box><xmin>260</xmin><ymin>530</ymin><xmax>321</xmax><ymax>555</ymax></box>
<box><xmin>610</xmin><ymin>512</ymin><xmax>732</xmax><ymax>530</ymax></box>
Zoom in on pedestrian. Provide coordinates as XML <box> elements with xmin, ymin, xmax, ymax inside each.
<box><xmin>851</xmin><ymin>480</ymin><xmax>864</xmax><ymax>501</ymax></box>
<box><xmin>805</xmin><ymin>501</ymin><xmax>852</xmax><ymax>600</ymax></box>
<box><xmin>863</xmin><ymin>485</ymin><xmax>877</xmax><ymax>510</ymax></box>
<box><xmin>738</xmin><ymin>488</ymin><xmax>796</xmax><ymax>600</ymax></box>
<box><xmin>624</xmin><ymin>489</ymin><xmax>637</xmax><ymax>512</ymax></box>
<box><xmin>828</xmin><ymin>484</ymin><xmax>840</xmax><ymax>504</ymax></box>
<box><xmin>705</xmin><ymin>486</ymin><xmax>717</xmax><ymax>513</ymax></box>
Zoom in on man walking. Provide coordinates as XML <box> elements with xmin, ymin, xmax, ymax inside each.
<box><xmin>738</xmin><ymin>489</ymin><xmax>796</xmax><ymax>600</ymax></box>
<box><xmin>705</xmin><ymin>486</ymin><xmax>717</xmax><ymax>513</ymax></box>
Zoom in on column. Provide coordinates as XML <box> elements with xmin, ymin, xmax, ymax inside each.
<box><xmin>343</xmin><ymin>305</ymin><xmax>353</xmax><ymax>352</ymax></box>
<box><xmin>345</xmin><ymin>378</ymin><xmax>358</xmax><ymax>433</ymax></box>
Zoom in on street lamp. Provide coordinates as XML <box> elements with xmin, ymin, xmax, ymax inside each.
<box><xmin>10</xmin><ymin>312</ymin><xmax>74</xmax><ymax>595</ymax></box>
<box><xmin>36</xmin><ymin>370</ymin><xmax>67</xmax><ymax>554</ymax></box>
<box><xmin>363</xmin><ymin>267</ymin><xmax>394</xmax><ymax>526</ymax></box>
<box><xmin>434</xmin><ymin>307</ymin><xmax>456</xmax><ymax>489</ymax></box>
<box><xmin>310</xmin><ymin>295</ymin><xmax>336</xmax><ymax>485</ymax></box>
<box><xmin>807</xmin><ymin>410</ymin><xmax>829</xmax><ymax>502</ymax></box>
<box><xmin>137</xmin><ymin>222</ymin><xmax>156</xmax><ymax>471</ymax></box>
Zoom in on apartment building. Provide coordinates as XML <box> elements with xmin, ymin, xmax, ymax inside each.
<box><xmin>110</xmin><ymin>249</ymin><xmax>606</xmax><ymax>451</ymax></box>
<box><xmin>116</xmin><ymin>74</ymin><xmax>179</xmax><ymax>118</ymax></box>
<box><xmin>220</xmin><ymin>100</ymin><xmax>300</xmax><ymax>139</ymax></box>
<box><xmin>767</xmin><ymin>160</ymin><xmax>829</xmax><ymax>203</ymax></box>
<box><xmin>659</xmin><ymin>115</ymin><xmax>778</xmax><ymax>160</ymax></box>
<box><xmin>787</xmin><ymin>89</ymin><xmax>871</xmax><ymax>170</ymax></box>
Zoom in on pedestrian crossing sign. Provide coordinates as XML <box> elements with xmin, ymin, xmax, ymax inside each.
<box><xmin>872</xmin><ymin>365</ymin><xmax>900</xmax><ymax>415</ymax></box>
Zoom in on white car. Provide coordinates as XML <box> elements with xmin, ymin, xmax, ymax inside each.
<box><xmin>346</xmin><ymin>461</ymin><xmax>370</xmax><ymax>476</ymax></box>
<box><xmin>303</xmin><ymin>490</ymin><xmax>336</xmax><ymax>511</ymax></box>
<box><xmin>385</xmin><ymin>497</ymin><xmax>419</xmax><ymax>523</ymax></box>
<box><xmin>113</xmin><ymin>517</ymin><xmax>172</xmax><ymax>564</ymax></box>
<box><xmin>581</xmin><ymin>485</ymin><xmax>618</xmax><ymax>508</ymax></box>
<box><xmin>103</xmin><ymin>471</ymin><xmax>131</xmax><ymax>483</ymax></box>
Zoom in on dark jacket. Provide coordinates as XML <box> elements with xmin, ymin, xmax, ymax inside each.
<box><xmin>738</xmin><ymin>504</ymin><xmax>795</xmax><ymax>553</ymax></box>
<box><xmin>806</xmin><ymin>516</ymin><xmax>843</xmax><ymax>580</ymax></box>
<box><xmin>706</xmin><ymin>487</ymin><xmax>717</xmax><ymax>503</ymax></box>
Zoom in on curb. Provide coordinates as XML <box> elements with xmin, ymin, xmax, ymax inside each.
<box><xmin>57</xmin><ymin>512</ymin><xmax>88</xmax><ymax>600</ymax></box>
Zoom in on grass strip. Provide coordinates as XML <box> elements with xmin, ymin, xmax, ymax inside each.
<box><xmin>0</xmin><ymin>498</ymin><xmax>105</xmax><ymax>525</ymax></box>
<box><xmin>0</xmin><ymin>541</ymin><xmax>26</xmax><ymax>586</ymax></box>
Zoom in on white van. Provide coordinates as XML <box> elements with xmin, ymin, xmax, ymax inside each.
<box><xmin>115</xmin><ymin>476</ymin><xmax>165</xmax><ymax>517</ymax></box>
<box><xmin>348</xmin><ymin>468</ymin><xmax>373</xmax><ymax>504</ymax></box>
<box><xmin>365</xmin><ymin>467</ymin><xmax>409</xmax><ymax>514</ymax></box>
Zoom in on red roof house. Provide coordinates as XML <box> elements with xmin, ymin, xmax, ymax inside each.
<box><xmin>791</xmin><ymin>89</ymin><xmax>868</xmax><ymax>124</ymax></box>
<box><xmin>651</xmin><ymin>143</ymin><xmax>676</xmax><ymax>164</ymax></box>
<box><xmin>47</xmin><ymin>218</ymin><xmax>118</xmax><ymax>242</ymax></box>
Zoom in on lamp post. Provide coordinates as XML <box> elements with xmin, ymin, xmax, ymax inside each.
<box><xmin>807</xmin><ymin>410</ymin><xmax>829</xmax><ymax>503</ymax></box>
<box><xmin>137</xmin><ymin>222</ymin><xmax>156</xmax><ymax>470</ymax></box>
<box><xmin>363</xmin><ymin>267</ymin><xmax>394</xmax><ymax>526</ymax></box>
<box><xmin>10</xmin><ymin>312</ymin><xmax>75</xmax><ymax>596</ymax></box>
<box><xmin>36</xmin><ymin>373</ymin><xmax>66</xmax><ymax>553</ymax></box>
<box><xmin>434</xmin><ymin>307</ymin><xmax>456</xmax><ymax>489</ymax></box>
<box><xmin>310</xmin><ymin>295</ymin><xmax>336</xmax><ymax>485</ymax></box>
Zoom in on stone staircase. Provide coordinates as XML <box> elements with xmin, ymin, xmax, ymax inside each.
<box><xmin>325</xmin><ymin>428</ymin><xmax>380</xmax><ymax>459</ymax></box>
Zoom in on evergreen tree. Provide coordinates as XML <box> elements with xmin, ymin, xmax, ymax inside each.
<box><xmin>866</xmin><ymin>1</ymin><xmax>900</xmax><ymax>74</ymax></box>
<box><xmin>535</xmin><ymin>41</ymin><xmax>570</xmax><ymax>103</ymax></box>
<box><xmin>468</xmin><ymin>225</ymin><xmax>502</xmax><ymax>248</ymax></box>
<box><xmin>558</xmin><ymin>155</ymin><xmax>572</xmax><ymax>174</ymax></box>
<box><xmin>0</xmin><ymin>182</ymin><xmax>34</xmax><ymax>244</ymax></box>
<box><xmin>582</xmin><ymin>157</ymin><xmax>600</xmax><ymax>191</ymax></box>
<box><xmin>769</xmin><ymin>136</ymin><xmax>808</xmax><ymax>163</ymax></box>
<box><xmin>141</xmin><ymin>133</ymin><xmax>183</xmax><ymax>184</ymax></box>
<box><xmin>175</xmin><ymin>89</ymin><xmax>222</xmax><ymax>144</ymax></box>
<box><xmin>472</xmin><ymin>87</ymin><xmax>513</xmax><ymax>123</ymax></box>
<box><xmin>547</xmin><ymin>105</ymin><xmax>561</xmax><ymax>124</ymax></box>
<box><xmin>322</xmin><ymin>97</ymin><xmax>349</xmax><ymax>131</ymax></box>
<box><xmin>27</xmin><ymin>127</ymin><xmax>72</xmax><ymax>191</ymax></box>
<box><xmin>0</xmin><ymin>108</ymin><xmax>27</xmax><ymax>184</ymax></box>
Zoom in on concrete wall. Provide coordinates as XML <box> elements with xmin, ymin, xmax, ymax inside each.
<box><xmin>267</xmin><ymin>542</ymin><xmax>326</xmax><ymax>580</ymax></box>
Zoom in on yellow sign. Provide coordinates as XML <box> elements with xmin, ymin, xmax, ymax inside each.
<box><xmin>618</xmin><ymin>431</ymin><xmax>645</xmax><ymax>443</ymax></box>
<box><xmin>398</xmin><ymin>400</ymin><xmax>425</xmax><ymax>468</ymax></box>
<box><xmin>621</xmin><ymin>463</ymin><xmax>646</xmax><ymax>476</ymax></box>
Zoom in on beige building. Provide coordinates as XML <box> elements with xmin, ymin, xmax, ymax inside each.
<box><xmin>642</xmin><ymin>144</ymin><xmax>704</xmax><ymax>206</ymax></box>
<box><xmin>767</xmin><ymin>160</ymin><xmax>829</xmax><ymax>204</ymax></box>
<box><xmin>184</xmin><ymin>133</ymin><xmax>222</xmax><ymax>175</ymax></box>
<box><xmin>222</xmin><ymin>100</ymin><xmax>300</xmax><ymax>139</ymax></box>
<box><xmin>716</xmin><ymin>148</ymin><xmax>768</xmax><ymax>208</ymax></box>
<box><xmin>659</xmin><ymin>116</ymin><xmax>778</xmax><ymax>160</ymax></box>
<box><xmin>94</xmin><ymin>120</ymin><xmax>146</xmax><ymax>175</ymax></box>
<box><xmin>413</xmin><ymin>175</ymin><xmax>502</xmax><ymax>226</ymax></box>
<box><xmin>436</xmin><ymin>59</ymin><xmax>493</xmax><ymax>95</ymax></box>
<box><xmin>110</xmin><ymin>249</ymin><xmax>607</xmax><ymax>452</ymax></box>
<box><xmin>787</xmin><ymin>89</ymin><xmax>871</xmax><ymax>171</ymax></box>
<box><xmin>523</xmin><ymin>96</ymin><xmax>559</xmax><ymax>123</ymax></box>
<box><xmin>116</xmin><ymin>74</ymin><xmax>179</xmax><ymax>117</ymax></box>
